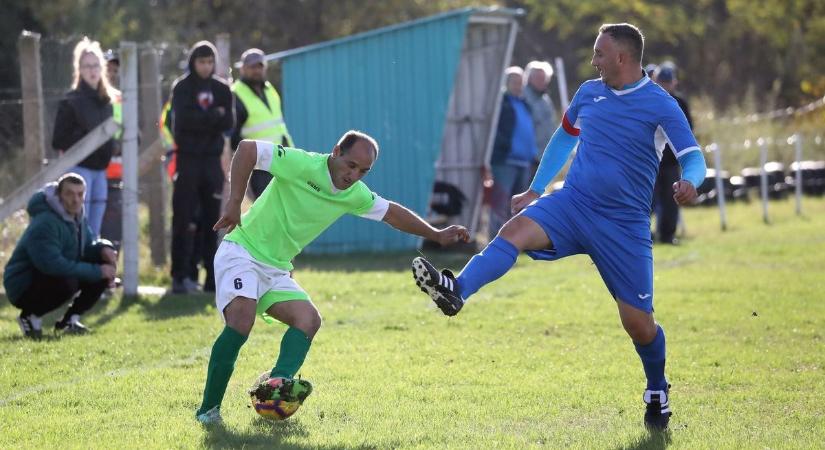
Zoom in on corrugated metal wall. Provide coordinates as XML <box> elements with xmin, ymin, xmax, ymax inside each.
<box><xmin>280</xmin><ymin>10</ymin><xmax>472</xmax><ymax>254</ymax></box>
<box><xmin>436</xmin><ymin>17</ymin><xmax>518</xmax><ymax>236</ymax></box>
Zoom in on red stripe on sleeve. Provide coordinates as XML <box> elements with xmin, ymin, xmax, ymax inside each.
<box><xmin>561</xmin><ymin>112</ymin><xmax>580</xmax><ymax>136</ymax></box>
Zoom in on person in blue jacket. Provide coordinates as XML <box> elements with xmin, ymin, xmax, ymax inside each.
<box><xmin>488</xmin><ymin>66</ymin><xmax>539</xmax><ymax>240</ymax></box>
<box><xmin>3</xmin><ymin>173</ymin><xmax>118</xmax><ymax>339</ymax></box>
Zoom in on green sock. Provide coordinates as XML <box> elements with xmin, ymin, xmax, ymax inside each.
<box><xmin>270</xmin><ymin>327</ymin><xmax>312</xmax><ymax>379</ymax></box>
<box><xmin>197</xmin><ymin>326</ymin><xmax>248</xmax><ymax>415</ymax></box>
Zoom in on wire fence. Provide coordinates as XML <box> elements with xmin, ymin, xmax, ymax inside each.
<box><xmin>0</xmin><ymin>37</ymin><xmax>189</xmax><ymax>203</ymax></box>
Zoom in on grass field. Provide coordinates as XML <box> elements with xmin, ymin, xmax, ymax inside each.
<box><xmin>1</xmin><ymin>197</ymin><xmax>824</xmax><ymax>449</ymax></box>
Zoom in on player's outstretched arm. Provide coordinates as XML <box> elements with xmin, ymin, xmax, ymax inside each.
<box><xmin>382</xmin><ymin>202</ymin><xmax>470</xmax><ymax>247</ymax></box>
<box><xmin>214</xmin><ymin>139</ymin><xmax>257</xmax><ymax>232</ymax></box>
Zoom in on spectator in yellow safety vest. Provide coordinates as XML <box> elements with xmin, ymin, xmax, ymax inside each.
<box><xmin>231</xmin><ymin>48</ymin><xmax>294</xmax><ymax>199</ymax></box>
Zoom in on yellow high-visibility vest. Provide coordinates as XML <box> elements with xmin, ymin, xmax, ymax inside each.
<box><xmin>232</xmin><ymin>80</ymin><xmax>292</xmax><ymax>146</ymax></box>
<box><xmin>106</xmin><ymin>94</ymin><xmax>123</xmax><ymax>179</ymax></box>
<box><xmin>159</xmin><ymin>99</ymin><xmax>175</xmax><ymax>151</ymax></box>
<box><xmin>112</xmin><ymin>94</ymin><xmax>122</xmax><ymax>139</ymax></box>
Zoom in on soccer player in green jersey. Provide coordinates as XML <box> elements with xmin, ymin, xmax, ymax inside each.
<box><xmin>196</xmin><ymin>130</ymin><xmax>470</xmax><ymax>424</ymax></box>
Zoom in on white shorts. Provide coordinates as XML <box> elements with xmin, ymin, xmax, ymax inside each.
<box><xmin>214</xmin><ymin>240</ymin><xmax>310</xmax><ymax>323</ymax></box>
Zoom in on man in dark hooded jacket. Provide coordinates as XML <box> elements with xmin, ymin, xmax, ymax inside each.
<box><xmin>170</xmin><ymin>41</ymin><xmax>234</xmax><ymax>294</ymax></box>
<box><xmin>3</xmin><ymin>173</ymin><xmax>117</xmax><ymax>339</ymax></box>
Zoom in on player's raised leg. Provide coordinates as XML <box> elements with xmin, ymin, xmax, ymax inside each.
<box><xmin>413</xmin><ymin>215</ymin><xmax>550</xmax><ymax>316</ymax></box>
<box><xmin>196</xmin><ymin>296</ymin><xmax>256</xmax><ymax>424</ymax></box>
<box><xmin>617</xmin><ymin>300</ymin><xmax>671</xmax><ymax>430</ymax></box>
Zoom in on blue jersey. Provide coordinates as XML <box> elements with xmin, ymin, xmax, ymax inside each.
<box><xmin>562</xmin><ymin>76</ymin><xmax>699</xmax><ymax>220</ymax></box>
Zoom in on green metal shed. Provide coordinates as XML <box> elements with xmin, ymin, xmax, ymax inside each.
<box><xmin>266</xmin><ymin>7</ymin><xmax>520</xmax><ymax>253</ymax></box>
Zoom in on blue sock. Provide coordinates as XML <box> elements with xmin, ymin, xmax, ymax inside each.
<box><xmin>634</xmin><ymin>325</ymin><xmax>668</xmax><ymax>391</ymax></box>
<box><xmin>456</xmin><ymin>237</ymin><xmax>519</xmax><ymax>300</ymax></box>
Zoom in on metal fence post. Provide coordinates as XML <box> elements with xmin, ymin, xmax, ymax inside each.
<box><xmin>793</xmin><ymin>133</ymin><xmax>803</xmax><ymax>216</ymax></box>
<box><xmin>757</xmin><ymin>137</ymin><xmax>769</xmax><ymax>224</ymax></box>
<box><xmin>120</xmin><ymin>42</ymin><xmax>139</xmax><ymax>297</ymax></box>
<box><xmin>710</xmin><ymin>143</ymin><xmax>727</xmax><ymax>231</ymax></box>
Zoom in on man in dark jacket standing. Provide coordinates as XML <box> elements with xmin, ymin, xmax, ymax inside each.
<box><xmin>3</xmin><ymin>173</ymin><xmax>117</xmax><ymax>339</ymax></box>
<box><xmin>652</xmin><ymin>63</ymin><xmax>694</xmax><ymax>245</ymax></box>
<box><xmin>170</xmin><ymin>41</ymin><xmax>234</xmax><ymax>294</ymax></box>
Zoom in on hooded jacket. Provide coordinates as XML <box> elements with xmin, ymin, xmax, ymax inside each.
<box><xmin>3</xmin><ymin>183</ymin><xmax>111</xmax><ymax>304</ymax></box>
<box><xmin>170</xmin><ymin>41</ymin><xmax>234</xmax><ymax>157</ymax></box>
<box><xmin>52</xmin><ymin>80</ymin><xmax>116</xmax><ymax>170</ymax></box>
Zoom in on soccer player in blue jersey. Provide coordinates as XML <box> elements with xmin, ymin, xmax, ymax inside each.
<box><xmin>411</xmin><ymin>23</ymin><xmax>706</xmax><ymax>430</ymax></box>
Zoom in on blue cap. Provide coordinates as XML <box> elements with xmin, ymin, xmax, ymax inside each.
<box><xmin>654</xmin><ymin>63</ymin><xmax>677</xmax><ymax>82</ymax></box>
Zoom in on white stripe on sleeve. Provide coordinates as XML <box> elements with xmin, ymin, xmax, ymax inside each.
<box><xmin>359</xmin><ymin>195</ymin><xmax>390</xmax><ymax>221</ymax></box>
<box><xmin>675</xmin><ymin>145</ymin><xmax>701</xmax><ymax>158</ymax></box>
<box><xmin>254</xmin><ymin>140</ymin><xmax>275</xmax><ymax>171</ymax></box>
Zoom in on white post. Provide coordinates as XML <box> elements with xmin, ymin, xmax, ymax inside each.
<box><xmin>758</xmin><ymin>137</ymin><xmax>769</xmax><ymax>224</ymax></box>
<box><xmin>793</xmin><ymin>133</ymin><xmax>803</xmax><ymax>216</ymax></box>
<box><xmin>120</xmin><ymin>42</ymin><xmax>139</xmax><ymax>297</ymax></box>
<box><xmin>215</xmin><ymin>33</ymin><xmax>231</xmax><ymax>81</ymax></box>
<box><xmin>554</xmin><ymin>57</ymin><xmax>569</xmax><ymax>111</ymax></box>
<box><xmin>710</xmin><ymin>143</ymin><xmax>727</xmax><ymax>231</ymax></box>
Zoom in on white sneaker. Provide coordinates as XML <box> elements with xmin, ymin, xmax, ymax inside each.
<box><xmin>183</xmin><ymin>278</ymin><xmax>202</xmax><ymax>292</ymax></box>
<box><xmin>196</xmin><ymin>406</ymin><xmax>223</xmax><ymax>425</ymax></box>
<box><xmin>17</xmin><ymin>313</ymin><xmax>43</xmax><ymax>339</ymax></box>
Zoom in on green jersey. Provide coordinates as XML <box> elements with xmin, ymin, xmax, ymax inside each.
<box><xmin>225</xmin><ymin>141</ymin><xmax>388</xmax><ymax>270</ymax></box>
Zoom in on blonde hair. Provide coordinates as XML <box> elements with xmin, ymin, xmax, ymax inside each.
<box><xmin>71</xmin><ymin>37</ymin><xmax>120</xmax><ymax>102</ymax></box>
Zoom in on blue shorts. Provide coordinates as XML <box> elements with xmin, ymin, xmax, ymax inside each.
<box><xmin>521</xmin><ymin>188</ymin><xmax>655</xmax><ymax>312</ymax></box>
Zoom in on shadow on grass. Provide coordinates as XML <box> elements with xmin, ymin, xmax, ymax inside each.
<box><xmin>202</xmin><ymin>417</ymin><xmax>379</xmax><ymax>450</ymax></box>
<box><xmin>0</xmin><ymin>294</ymin><xmax>12</xmax><ymax>311</ymax></box>
<box><xmin>0</xmin><ymin>333</ymin><xmax>63</xmax><ymax>343</ymax></box>
<box><xmin>138</xmin><ymin>292</ymin><xmax>214</xmax><ymax>321</ymax></box>
<box><xmin>93</xmin><ymin>292</ymin><xmax>213</xmax><ymax>326</ymax></box>
<box><xmin>90</xmin><ymin>293</ymin><xmax>153</xmax><ymax>329</ymax></box>
<box><xmin>616</xmin><ymin>429</ymin><xmax>672</xmax><ymax>450</ymax></box>
<box><xmin>295</xmin><ymin>249</ymin><xmax>472</xmax><ymax>273</ymax></box>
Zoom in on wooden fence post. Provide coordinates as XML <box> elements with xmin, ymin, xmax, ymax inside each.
<box><xmin>139</xmin><ymin>46</ymin><xmax>167</xmax><ymax>267</ymax></box>
<box><xmin>18</xmin><ymin>31</ymin><xmax>46</xmax><ymax>179</ymax></box>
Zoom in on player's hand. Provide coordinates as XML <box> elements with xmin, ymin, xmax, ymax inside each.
<box><xmin>214</xmin><ymin>201</ymin><xmax>242</xmax><ymax>232</ymax></box>
<box><xmin>100</xmin><ymin>246</ymin><xmax>118</xmax><ymax>265</ymax></box>
<box><xmin>100</xmin><ymin>263</ymin><xmax>117</xmax><ymax>281</ymax></box>
<box><xmin>672</xmin><ymin>180</ymin><xmax>697</xmax><ymax>206</ymax></box>
<box><xmin>435</xmin><ymin>225</ymin><xmax>470</xmax><ymax>246</ymax></box>
<box><xmin>511</xmin><ymin>190</ymin><xmax>540</xmax><ymax>214</ymax></box>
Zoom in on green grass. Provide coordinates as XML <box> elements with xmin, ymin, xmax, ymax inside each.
<box><xmin>1</xmin><ymin>198</ymin><xmax>824</xmax><ymax>449</ymax></box>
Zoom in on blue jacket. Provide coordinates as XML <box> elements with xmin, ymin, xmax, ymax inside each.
<box><xmin>492</xmin><ymin>94</ymin><xmax>538</xmax><ymax>165</ymax></box>
<box><xmin>3</xmin><ymin>183</ymin><xmax>111</xmax><ymax>303</ymax></box>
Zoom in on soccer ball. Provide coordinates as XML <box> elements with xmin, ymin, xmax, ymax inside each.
<box><xmin>249</xmin><ymin>372</ymin><xmax>302</xmax><ymax>421</ymax></box>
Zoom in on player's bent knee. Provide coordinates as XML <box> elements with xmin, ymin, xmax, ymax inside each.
<box><xmin>224</xmin><ymin>296</ymin><xmax>257</xmax><ymax>336</ymax></box>
<box><xmin>623</xmin><ymin>322</ymin><xmax>656</xmax><ymax>344</ymax></box>
<box><xmin>621</xmin><ymin>317</ymin><xmax>657</xmax><ymax>344</ymax></box>
<box><xmin>498</xmin><ymin>216</ymin><xmax>551</xmax><ymax>251</ymax></box>
<box><xmin>616</xmin><ymin>299</ymin><xmax>657</xmax><ymax>344</ymax></box>
<box><xmin>295</xmin><ymin>309</ymin><xmax>322</xmax><ymax>338</ymax></box>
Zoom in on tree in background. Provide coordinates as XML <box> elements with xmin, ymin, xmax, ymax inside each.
<box><xmin>515</xmin><ymin>0</ymin><xmax>825</xmax><ymax>111</ymax></box>
<box><xmin>3</xmin><ymin>0</ymin><xmax>824</xmax><ymax>113</ymax></box>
